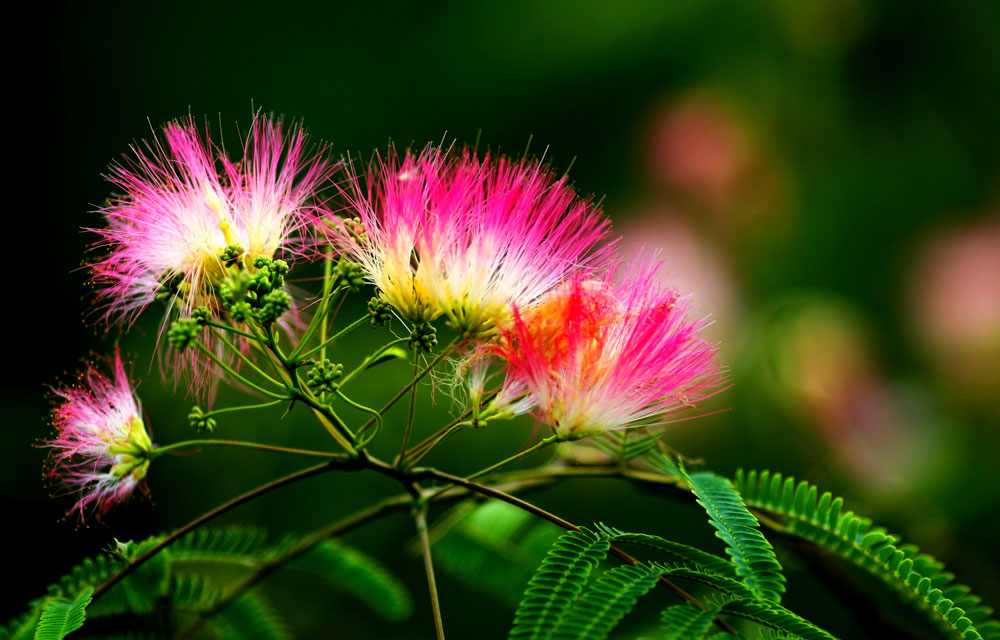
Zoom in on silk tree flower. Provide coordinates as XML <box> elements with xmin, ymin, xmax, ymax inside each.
<box><xmin>44</xmin><ymin>349</ymin><xmax>153</xmax><ymax>522</ymax></box>
<box><xmin>455</xmin><ymin>350</ymin><xmax>534</xmax><ymax>426</ymax></box>
<box><xmin>88</xmin><ymin>115</ymin><xmax>334</xmax><ymax>393</ymax></box>
<box><xmin>490</xmin><ymin>260</ymin><xmax>725</xmax><ymax>440</ymax></box>
<box><xmin>331</xmin><ymin>145</ymin><xmax>611</xmax><ymax>337</ymax></box>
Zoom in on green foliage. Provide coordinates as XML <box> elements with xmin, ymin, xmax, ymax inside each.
<box><xmin>508</xmin><ymin>524</ymin><xmax>838</xmax><ymax>640</ymax></box>
<box><xmin>594</xmin><ymin>524</ymin><xmax>737</xmax><ymax>579</ymax></box>
<box><xmin>2</xmin><ymin>525</ymin><xmax>410</xmax><ymax>639</ymax></box>
<box><xmin>659</xmin><ymin>602</ymin><xmax>719</xmax><ymax>639</ymax></box>
<box><xmin>716</xmin><ymin>599</ymin><xmax>836</xmax><ymax>640</ymax></box>
<box><xmin>209</xmin><ymin>592</ymin><xmax>291</xmax><ymax>640</ymax></box>
<box><xmin>34</xmin><ymin>588</ymin><xmax>92</xmax><ymax>640</ymax></box>
<box><xmin>683</xmin><ymin>470</ymin><xmax>787</xmax><ymax>603</ymax></box>
<box><xmin>591</xmin><ymin>430</ymin><xmax>663</xmax><ymax>462</ymax></box>
<box><xmin>551</xmin><ymin>564</ymin><xmax>661</xmax><ymax>640</ymax></box>
<box><xmin>285</xmin><ymin>539</ymin><xmax>413</xmax><ymax>621</ymax></box>
<box><xmin>508</xmin><ymin>528</ymin><xmax>611</xmax><ymax>640</ymax></box>
<box><xmin>435</xmin><ymin>501</ymin><xmax>562</xmax><ymax>607</ymax></box>
<box><xmin>167</xmin><ymin>525</ymin><xmax>269</xmax><ymax>564</ymax></box>
<box><xmin>735</xmin><ymin>469</ymin><xmax>1000</xmax><ymax>640</ymax></box>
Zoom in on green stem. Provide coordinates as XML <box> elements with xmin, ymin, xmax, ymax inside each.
<box><xmin>339</xmin><ymin>337</ymin><xmax>409</xmax><ymax>387</ymax></box>
<box><xmin>212</xmin><ymin>328</ymin><xmax>286</xmax><ymax>389</ymax></box>
<box><xmin>395</xmin><ymin>360</ymin><xmax>420</xmax><ymax>466</ymax></box>
<box><xmin>287</xmin><ymin>266</ymin><xmax>340</xmax><ymax>362</ymax></box>
<box><xmin>357</xmin><ymin>341</ymin><xmax>458</xmax><ymax>436</ymax></box>
<box><xmin>414</xmin><ymin>500</ymin><xmax>446</xmax><ymax>640</ymax></box>
<box><xmin>201</xmin><ymin>320</ymin><xmax>256</xmax><ymax>340</ymax></box>
<box><xmin>89</xmin><ymin>458</ymin><xmax>360</xmax><ymax>604</ymax></box>
<box><xmin>204</xmin><ymin>399</ymin><xmax>286</xmax><ymax>418</ymax></box>
<box><xmin>466</xmin><ymin>435</ymin><xmax>559</xmax><ymax>481</ymax></box>
<box><xmin>334</xmin><ymin>389</ymin><xmax>383</xmax><ymax>448</ymax></box>
<box><xmin>193</xmin><ymin>340</ymin><xmax>289</xmax><ymax>400</ymax></box>
<box><xmin>292</xmin><ymin>387</ymin><xmax>358</xmax><ymax>453</ymax></box>
<box><xmin>152</xmin><ymin>439</ymin><xmax>342</xmax><ymax>460</ymax></box>
<box><xmin>401</xmin><ymin>411</ymin><xmax>473</xmax><ymax>465</ymax></box>
<box><xmin>295</xmin><ymin>315</ymin><xmax>369</xmax><ymax>361</ymax></box>
<box><xmin>176</xmin><ymin>494</ymin><xmax>411</xmax><ymax>640</ymax></box>
<box><xmin>415</xmin><ymin>468</ymin><xmax>736</xmax><ymax>635</ymax></box>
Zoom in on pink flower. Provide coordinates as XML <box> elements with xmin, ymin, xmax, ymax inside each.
<box><xmin>90</xmin><ymin>114</ymin><xmax>332</xmax><ymax>323</ymax></box>
<box><xmin>331</xmin><ymin>145</ymin><xmax>611</xmax><ymax>336</ymax></box>
<box><xmin>44</xmin><ymin>349</ymin><xmax>153</xmax><ymax>522</ymax></box>
<box><xmin>491</xmin><ymin>260</ymin><xmax>726</xmax><ymax>439</ymax></box>
<box><xmin>87</xmin><ymin>114</ymin><xmax>334</xmax><ymax>394</ymax></box>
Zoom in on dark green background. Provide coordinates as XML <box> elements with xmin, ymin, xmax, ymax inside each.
<box><xmin>8</xmin><ymin>1</ymin><xmax>999</xmax><ymax>638</ymax></box>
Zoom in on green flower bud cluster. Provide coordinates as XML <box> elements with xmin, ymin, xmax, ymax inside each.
<box><xmin>341</xmin><ymin>217</ymin><xmax>367</xmax><ymax>245</ymax></box>
<box><xmin>332</xmin><ymin>259</ymin><xmax>366</xmax><ymax>293</ymax></box>
<box><xmin>167</xmin><ymin>318</ymin><xmax>202</xmax><ymax>350</ymax></box>
<box><xmin>217</xmin><ymin>255</ymin><xmax>293</xmax><ymax>327</ymax></box>
<box><xmin>192</xmin><ymin>306</ymin><xmax>212</xmax><ymax>326</ymax></box>
<box><xmin>256</xmin><ymin>290</ymin><xmax>292</xmax><ymax>327</ymax></box>
<box><xmin>409</xmin><ymin>322</ymin><xmax>438</xmax><ymax>353</ymax></box>
<box><xmin>368</xmin><ymin>296</ymin><xmax>393</xmax><ymax>327</ymax></box>
<box><xmin>220</xmin><ymin>244</ymin><xmax>245</xmax><ymax>268</ymax></box>
<box><xmin>187</xmin><ymin>406</ymin><xmax>216</xmax><ymax>433</ymax></box>
<box><xmin>306</xmin><ymin>359</ymin><xmax>343</xmax><ymax>400</ymax></box>
<box><xmin>155</xmin><ymin>272</ymin><xmax>186</xmax><ymax>303</ymax></box>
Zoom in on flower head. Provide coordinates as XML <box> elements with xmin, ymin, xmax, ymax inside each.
<box><xmin>331</xmin><ymin>145</ymin><xmax>611</xmax><ymax>336</ymax></box>
<box><xmin>88</xmin><ymin>114</ymin><xmax>333</xmax><ymax>394</ymax></box>
<box><xmin>44</xmin><ymin>349</ymin><xmax>153</xmax><ymax>522</ymax></box>
<box><xmin>491</xmin><ymin>259</ymin><xmax>725</xmax><ymax>440</ymax></box>
<box><xmin>90</xmin><ymin>114</ymin><xmax>332</xmax><ymax>324</ymax></box>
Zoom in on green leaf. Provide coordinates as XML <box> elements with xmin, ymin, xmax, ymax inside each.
<box><xmin>595</xmin><ymin>524</ymin><xmax>737</xmax><ymax>579</ymax></box>
<box><xmin>508</xmin><ymin>528</ymin><xmax>611</xmax><ymax>640</ymax></box>
<box><xmin>168</xmin><ymin>525</ymin><xmax>269</xmax><ymax>565</ymax></box>
<box><xmin>364</xmin><ymin>346</ymin><xmax>409</xmax><ymax>370</ymax></box>
<box><xmin>718</xmin><ymin>598</ymin><xmax>837</xmax><ymax>640</ymax></box>
<box><xmin>210</xmin><ymin>591</ymin><xmax>291</xmax><ymax>640</ymax></box>
<box><xmin>591</xmin><ymin>430</ymin><xmax>663</xmax><ymax>462</ymax></box>
<box><xmin>551</xmin><ymin>564</ymin><xmax>662</xmax><ymax>640</ymax></box>
<box><xmin>34</xmin><ymin>588</ymin><xmax>92</xmax><ymax>640</ymax></box>
<box><xmin>286</xmin><ymin>539</ymin><xmax>412</xmax><ymax>621</ymax></box>
<box><xmin>684</xmin><ymin>470</ymin><xmax>786</xmax><ymax>602</ymax></box>
<box><xmin>660</xmin><ymin>602</ymin><xmax>719</xmax><ymax>639</ymax></box>
<box><xmin>436</xmin><ymin>501</ymin><xmax>561</xmax><ymax>608</ymax></box>
<box><xmin>735</xmin><ymin>469</ymin><xmax>999</xmax><ymax>640</ymax></box>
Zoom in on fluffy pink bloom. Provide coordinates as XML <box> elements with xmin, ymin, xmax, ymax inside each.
<box><xmin>88</xmin><ymin>115</ymin><xmax>334</xmax><ymax>394</ymax></box>
<box><xmin>44</xmin><ymin>349</ymin><xmax>153</xmax><ymax>522</ymax></box>
<box><xmin>90</xmin><ymin>114</ymin><xmax>331</xmax><ymax>322</ymax></box>
<box><xmin>331</xmin><ymin>145</ymin><xmax>611</xmax><ymax>336</ymax></box>
<box><xmin>490</xmin><ymin>260</ymin><xmax>726</xmax><ymax>439</ymax></box>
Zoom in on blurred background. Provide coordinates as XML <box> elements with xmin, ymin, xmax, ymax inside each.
<box><xmin>8</xmin><ymin>1</ymin><xmax>999</xmax><ymax>638</ymax></box>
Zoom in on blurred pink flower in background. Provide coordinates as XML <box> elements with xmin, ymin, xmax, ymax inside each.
<box><xmin>618</xmin><ymin>211</ymin><xmax>740</xmax><ymax>345</ymax></box>
<box><xmin>907</xmin><ymin>216</ymin><xmax>1000</xmax><ymax>403</ymax></box>
<box><xmin>761</xmin><ymin>296</ymin><xmax>946</xmax><ymax>494</ymax></box>
<box><xmin>643</xmin><ymin>94</ymin><xmax>789</xmax><ymax>241</ymax></box>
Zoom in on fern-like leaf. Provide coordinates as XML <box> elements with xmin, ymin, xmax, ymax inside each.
<box><xmin>592</xmin><ymin>430</ymin><xmax>663</xmax><ymax>462</ymax></box>
<box><xmin>735</xmin><ymin>469</ymin><xmax>999</xmax><ymax>640</ymax></box>
<box><xmin>209</xmin><ymin>591</ymin><xmax>291</xmax><ymax>640</ymax></box>
<box><xmin>285</xmin><ymin>539</ymin><xmax>412</xmax><ymax>621</ymax></box>
<box><xmin>436</xmin><ymin>501</ymin><xmax>561</xmax><ymax>607</ymax></box>
<box><xmin>684</xmin><ymin>470</ymin><xmax>786</xmax><ymax>602</ymax></box>
<box><xmin>595</xmin><ymin>524</ymin><xmax>737</xmax><ymax>579</ymax></box>
<box><xmin>717</xmin><ymin>598</ymin><xmax>837</xmax><ymax>640</ymax></box>
<box><xmin>660</xmin><ymin>602</ymin><xmax>719</xmax><ymax>639</ymax></box>
<box><xmin>655</xmin><ymin>566</ymin><xmax>756</xmax><ymax>600</ymax></box>
<box><xmin>508</xmin><ymin>528</ymin><xmax>611</xmax><ymax>640</ymax></box>
<box><xmin>34</xmin><ymin>588</ymin><xmax>92</xmax><ymax>640</ymax></box>
<box><xmin>551</xmin><ymin>564</ymin><xmax>662</xmax><ymax>640</ymax></box>
<box><xmin>168</xmin><ymin>525</ymin><xmax>269</xmax><ymax>566</ymax></box>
